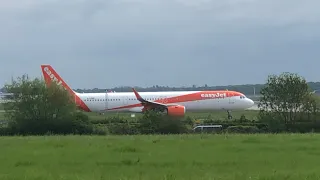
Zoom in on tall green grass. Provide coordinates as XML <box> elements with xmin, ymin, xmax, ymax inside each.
<box><xmin>84</xmin><ymin>110</ymin><xmax>259</xmax><ymax>122</ymax></box>
<box><xmin>0</xmin><ymin>134</ymin><xmax>320</xmax><ymax>179</ymax></box>
<box><xmin>0</xmin><ymin>109</ymin><xmax>259</xmax><ymax>121</ymax></box>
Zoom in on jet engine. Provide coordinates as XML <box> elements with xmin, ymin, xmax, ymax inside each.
<box><xmin>165</xmin><ymin>105</ymin><xmax>186</xmax><ymax>116</ymax></box>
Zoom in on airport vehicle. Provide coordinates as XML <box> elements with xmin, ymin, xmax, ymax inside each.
<box><xmin>41</xmin><ymin>65</ymin><xmax>254</xmax><ymax>118</ymax></box>
<box><xmin>0</xmin><ymin>92</ymin><xmax>13</xmax><ymax>102</ymax></box>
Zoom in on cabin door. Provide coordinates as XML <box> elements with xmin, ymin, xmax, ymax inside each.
<box><xmin>123</xmin><ymin>96</ymin><xmax>129</xmax><ymax>105</ymax></box>
<box><xmin>105</xmin><ymin>93</ymin><xmax>108</xmax><ymax>110</ymax></box>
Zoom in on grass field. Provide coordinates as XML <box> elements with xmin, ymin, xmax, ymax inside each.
<box><xmin>0</xmin><ymin>134</ymin><xmax>320</xmax><ymax>179</ymax></box>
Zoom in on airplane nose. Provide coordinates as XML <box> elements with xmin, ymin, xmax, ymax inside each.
<box><xmin>247</xmin><ymin>98</ymin><xmax>254</xmax><ymax>107</ymax></box>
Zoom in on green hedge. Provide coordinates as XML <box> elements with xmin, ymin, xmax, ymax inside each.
<box><xmin>2</xmin><ymin>113</ymin><xmax>320</xmax><ymax>135</ymax></box>
<box><xmin>225</xmin><ymin>125</ymin><xmax>261</xmax><ymax>134</ymax></box>
<box><xmin>283</xmin><ymin>122</ymin><xmax>320</xmax><ymax>133</ymax></box>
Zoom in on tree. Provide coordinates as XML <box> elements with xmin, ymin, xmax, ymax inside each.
<box><xmin>3</xmin><ymin>74</ymin><xmax>93</xmax><ymax>135</ymax></box>
<box><xmin>305</xmin><ymin>94</ymin><xmax>320</xmax><ymax>121</ymax></box>
<box><xmin>314</xmin><ymin>94</ymin><xmax>320</xmax><ymax>108</ymax></box>
<box><xmin>258</xmin><ymin>72</ymin><xmax>317</xmax><ymax>124</ymax></box>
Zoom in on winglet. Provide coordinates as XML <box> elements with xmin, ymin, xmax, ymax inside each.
<box><xmin>132</xmin><ymin>88</ymin><xmax>146</xmax><ymax>102</ymax></box>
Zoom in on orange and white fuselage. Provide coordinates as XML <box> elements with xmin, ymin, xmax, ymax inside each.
<box><xmin>75</xmin><ymin>91</ymin><xmax>254</xmax><ymax>112</ymax></box>
<box><xmin>41</xmin><ymin>65</ymin><xmax>254</xmax><ymax>116</ymax></box>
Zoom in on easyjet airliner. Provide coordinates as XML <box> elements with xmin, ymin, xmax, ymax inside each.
<box><xmin>41</xmin><ymin>65</ymin><xmax>254</xmax><ymax>119</ymax></box>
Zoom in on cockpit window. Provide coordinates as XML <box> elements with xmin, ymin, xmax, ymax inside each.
<box><xmin>240</xmin><ymin>95</ymin><xmax>246</xmax><ymax>99</ymax></box>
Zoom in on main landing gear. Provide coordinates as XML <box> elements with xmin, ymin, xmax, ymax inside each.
<box><xmin>227</xmin><ymin>110</ymin><xmax>233</xmax><ymax>120</ymax></box>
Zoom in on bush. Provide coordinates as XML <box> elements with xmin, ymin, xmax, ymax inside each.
<box><xmin>92</xmin><ymin>125</ymin><xmax>109</xmax><ymax>135</ymax></box>
<box><xmin>225</xmin><ymin>125</ymin><xmax>260</xmax><ymax>134</ymax></box>
<box><xmin>137</xmin><ymin>110</ymin><xmax>189</xmax><ymax>134</ymax></box>
<box><xmin>70</xmin><ymin>112</ymin><xmax>94</xmax><ymax>135</ymax></box>
<box><xmin>108</xmin><ymin>123</ymin><xmax>140</xmax><ymax>135</ymax></box>
<box><xmin>285</xmin><ymin>122</ymin><xmax>320</xmax><ymax>133</ymax></box>
<box><xmin>258</xmin><ymin>111</ymin><xmax>320</xmax><ymax>133</ymax></box>
<box><xmin>91</xmin><ymin>115</ymin><xmax>136</xmax><ymax>124</ymax></box>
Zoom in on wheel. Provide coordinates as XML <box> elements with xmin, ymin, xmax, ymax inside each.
<box><xmin>227</xmin><ymin>110</ymin><xmax>232</xmax><ymax>119</ymax></box>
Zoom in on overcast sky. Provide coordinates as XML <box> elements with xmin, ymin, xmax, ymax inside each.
<box><xmin>0</xmin><ymin>0</ymin><xmax>319</xmax><ymax>89</ymax></box>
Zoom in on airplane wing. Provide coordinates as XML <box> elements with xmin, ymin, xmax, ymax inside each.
<box><xmin>132</xmin><ymin>88</ymin><xmax>174</xmax><ymax>111</ymax></box>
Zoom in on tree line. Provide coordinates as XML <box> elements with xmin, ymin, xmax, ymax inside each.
<box><xmin>0</xmin><ymin>72</ymin><xmax>319</xmax><ymax>135</ymax></box>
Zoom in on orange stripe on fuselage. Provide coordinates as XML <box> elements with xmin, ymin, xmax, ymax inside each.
<box><xmin>107</xmin><ymin>90</ymin><xmax>241</xmax><ymax>111</ymax></box>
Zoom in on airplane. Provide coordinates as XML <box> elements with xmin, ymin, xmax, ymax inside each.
<box><xmin>0</xmin><ymin>92</ymin><xmax>13</xmax><ymax>100</ymax></box>
<box><xmin>40</xmin><ymin>64</ymin><xmax>254</xmax><ymax>119</ymax></box>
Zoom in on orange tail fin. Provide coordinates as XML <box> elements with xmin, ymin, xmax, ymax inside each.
<box><xmin>40</xmin><ymin>64</ymin><xmax>91</xmax><ymax>112</ymax></box>
<box><xmin>41</xmin><ymin>65</ymin><xmax>75</xmax><ymax>96</ymax></box>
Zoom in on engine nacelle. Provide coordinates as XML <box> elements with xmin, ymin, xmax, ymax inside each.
<box><xmin>166</xmin><ymin>105</ymin><xmax>186</xmax><ymax>116</ymax></box>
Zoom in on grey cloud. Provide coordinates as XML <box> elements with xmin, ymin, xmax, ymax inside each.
<box><xmin>0</xmin><ymin>0</ymin><xmax>320</xmax><ymax>89</ymax></box>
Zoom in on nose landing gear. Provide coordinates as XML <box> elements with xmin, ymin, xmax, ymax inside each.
<box><xmin>227</xmin><ymin>110</ymin><xmax>232</xmax><ymax>119</ymax></box>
